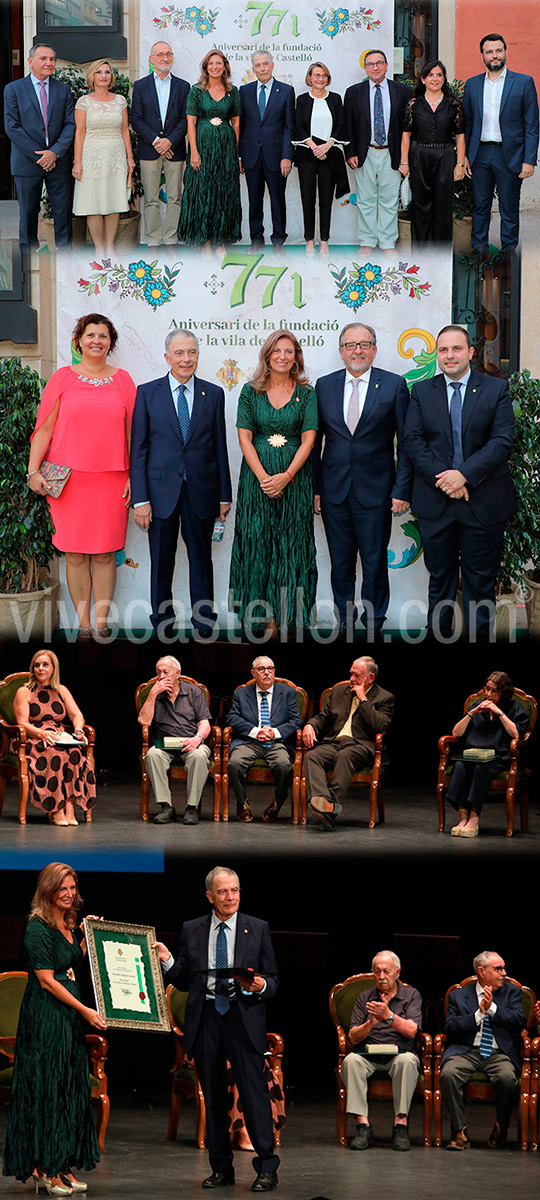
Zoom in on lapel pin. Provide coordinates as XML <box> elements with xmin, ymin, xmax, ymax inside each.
<box><xmin>244</xmin><ymin>928</ymin><xmax>248</xmax><ymax>934</ymax></box>
<box><xmin>375</xmin><ymin>383</ymin><xmax>379</xmax><ymax>389</ymax></box>
<box><xmin>202</xmin><ymin>390</ymin><xmax>205</xmax><ymax>396</ymax></box>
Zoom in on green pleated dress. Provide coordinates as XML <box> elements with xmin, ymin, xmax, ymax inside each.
<box><xmin>229</xmin><ymin>383</ymin><xmax>318</xmax><ymax>630</ymax></box>
<box><xmin>3</xmin><ymin>919</ymin><xmax>100</xmax><ymax>1183</ymax></box>
<box><xmin>178</xmin><ymin>85</ymin><xmax>242</xmax><ymax>245</ymax></box>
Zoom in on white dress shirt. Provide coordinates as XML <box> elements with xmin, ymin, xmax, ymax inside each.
<box><xmin>342</xmin><ymin>367</ymin><xmax>372</xmax><ymax>426</ymax></box>
<box><xmin>473</xmin><ymin>981</ymin><xmax>499</xmax><ymax>1049</ymax></box>
<box><xmin>480</xmin><ymin>68</ymin><xmax>507</xmax><ymax>143</ymax></box>
<box><xmin>153</xmin><ymin>70</ymin><xmax>172</xmax><ymax>130</ymax></box>
<box><xmin>369</xmin><ymin>78</ymin><xmax>391</xmax><ymax>144</ymax></box>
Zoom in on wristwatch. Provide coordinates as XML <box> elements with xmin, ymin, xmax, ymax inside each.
<box><xmin>387</xmin><ymin>1012</ymin><xmax>395</xmax><ymax>1025</ymax></box>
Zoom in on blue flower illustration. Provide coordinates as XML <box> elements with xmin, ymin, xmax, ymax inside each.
<box><xmin>144</xmin><ymin>280</ymin><xmax>172</xmax><ymax>307</ymax></box>
<box><xmin>357</xmin><ymin>263</ymin><xmax>382</xmax><ymax>289</ymax></box>
<box><xmin>341</xmin><ymin>281</ymin><xmax>366</xmax><ymax>309</ymax></box>
<box><xmin>196</xmin><ymin>16</ymin><xmax>210</xmax><ymax>31</ymax></box>
<box><xmin>127</xmin><ymin>260</ymin><xmax>153</xmax><ymax>285</ymax></box>
<box><xmin>335</xmin><ymin>7</ymin><xmax>349</xmax><ymax>19</ymax></box>
<box><xmin>186</xmin><ymin>6</ymin><xmax>201</xmax><ymax>17</ymax></box>
<box><xmin>322</xmin><ymin>18</ymin><xmax>339</xmax><ymax>35</ymax></box>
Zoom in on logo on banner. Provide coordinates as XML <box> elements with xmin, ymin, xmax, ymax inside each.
<box><xmin>329</xmin><ymin>260</ymin><xmax>431</xmax><ymax>313</ymax></box>
<box><xmin>217</xmin><ymin>359</ymin><xmax>245</xmax><ymax>391</ymax></box>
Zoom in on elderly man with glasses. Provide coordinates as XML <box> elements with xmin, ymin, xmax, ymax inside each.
<box><xmin>131</xmin><ymin>41</ymin><xmax>190</xmax><ymax>246</ymax></box>
<box><xmin>225</xmin><ymin>657</ymin><xmax>303</xmax><ymax>822</ymax></box>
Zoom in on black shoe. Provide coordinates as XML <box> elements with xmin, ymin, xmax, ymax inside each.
<box><xmin>350</xmin><ymin>1124</ymin><xmax>373</xmax><ymax>1150</ymax></box>
<box><xmin>153</xmin><ymin>805</ymin><xmax>176</xmax><ymax>824</ymax></box>
<box><xmin>251</xmin><ymin>1173</ymin><xmax>278</xmax><ymax>1192</ymax></box>
<box><xmin>202</xmin><ymin>1170</ymin><xmax>235</xmax><ymax>1188</ymax></box>
<box><xmin>392</xmin><ymin>1124</ymin><xmax>411</xmax><ymax>1151</ymax></box>
<box><xmin>262</xmin><ymin>798</ymin><xmax>280</xmax><ymax>822</ymax></box>
<box><xmin>183</xmin><ymin>807</ymin><xmax>199</xmax><ymax>825</ymax></box>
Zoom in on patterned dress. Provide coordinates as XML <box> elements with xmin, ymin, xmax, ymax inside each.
<box><xmin>229</xmin><ymin>383</ymin><xmax>318</xmax><ymax>630</ymax></box>
<box><xmin>73</xmin><ymin>93</ymin><xmax>129</xmax><ymax>216</ymax></box>
<box><xmin>21</xmin><ymin>687</ymin><xmax>96</xmax><ymax>816</ymax></box>
<box><xmin>178</xmin><ymin>85</ymin><xmax>242</xmax><ymax>244</ymax></box>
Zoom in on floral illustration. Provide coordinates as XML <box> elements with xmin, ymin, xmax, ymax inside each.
<box><xmin>398</xmin><ymin>328</ymin><xmax>438</xmax><ymax>390</ymax></box>
<box><xmin>316</xmin><ymin>5</ymin><xmax>381</xmax><ymax>37</ymax></box>
<box><xmin>152</xmin><ymin>4</ymin><xmax>219</xmax><ymax>36</ymax></box>
<box><xmin>388</xmin><ymin>519</ymin><xmax>423</xmax><ymax>569</ymax></box>
<box><xmin>77</xmin><ymin>259</ymin><xmax>181</xmax><ymax>309</ymax></box>
<box><xmin>329</xmin><ymin>260</ymin><xmax>431</xmax><ymax>313</ymax></box>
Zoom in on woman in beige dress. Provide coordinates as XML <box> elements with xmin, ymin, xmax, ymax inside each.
<box><xmin>73</xmin><ymin>58</ymin><xmax>135</xmax><ymax>258</ymax></box>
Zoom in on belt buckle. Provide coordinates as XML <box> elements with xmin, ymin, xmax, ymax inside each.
<box><xmin>209</xmin><ymin>117</ymin><xmax>223</xmax><ymax>126</ymax></box>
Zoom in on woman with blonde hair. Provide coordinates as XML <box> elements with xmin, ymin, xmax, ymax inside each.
<box><xmin>178</xmin><ymin>49</ymin><xmax>241</xmax><ymax>252</ymax></box>
<box><xmin>3</xmin><ymin>862</ymin><xmax>105</xmax><ymax>1193</ymax></box>
<box><xmin>72</xmin><ymin>58</ymin><xmax>135</xmax><ymax>257</ymax></box>
<box><xmin>13</xmin><ymin>650</ymin><xmax>96</xmax><ymax>826</ymax></box>
<box><xmin>229</xmin><ymin>329</ymin><xmax>318</xmax><ymax>632</ymax></box>
<box><xmin>292</xmin><ymin>61</ymin><xmax>349</xmax><ymax>255</ymax></box>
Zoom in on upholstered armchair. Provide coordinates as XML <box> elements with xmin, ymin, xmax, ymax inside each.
<box><xmin>135</xmin><ymin>676</ymin><xmax>222</xmax><ymax>821</ymax></box>
<box><xmin>301</xmin><ymin>682</ymin><xmax>387</xmax><ymax>826</ymax></box>
<box><xmin>221</xmin><ymin>678</ymin><xmax>308</xmax><ymax>823</ymax></box>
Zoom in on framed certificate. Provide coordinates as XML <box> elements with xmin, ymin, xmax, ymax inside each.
<box><xmin>84</xmin><ymin>919</ymin><xmax>171</xmax><ymax>1032</ymax></box>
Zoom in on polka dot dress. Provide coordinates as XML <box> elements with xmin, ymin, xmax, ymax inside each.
<box><xmin>24</xmin><ymin>688</ymin><xmax>96</xmax><ymax>815</ymax></box>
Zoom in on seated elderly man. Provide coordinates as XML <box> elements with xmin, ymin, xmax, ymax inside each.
<box><xmin>138</xmin><ymin>655</ymin><xmax>211</xmax><ymax>826</ymax></box>
<box><xmin>441</xmin><ymin>950</ymin><xmax>526</xmax><ymax>1150</ymax></box>
<box><xmin>341</xmin><ymin>950</ymin><xmax>422</xmax><ymax>1151</ymax></box>
<box><xmin>302</xmin><ymin>657</ymin><xmax>394</xmax><ymax>830</ymax></box>
<box><xmin>225</xmin><ymin>656</ymin><xmax>303</xmax><ymax>823</ymax></box>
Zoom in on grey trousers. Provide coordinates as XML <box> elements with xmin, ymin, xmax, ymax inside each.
<box><xmin>227</xmin><ymin>740</ymin><xmax>293</xmax><ymax>808</ymax></box>
<box><xmin>440</xmin><ymin>1048</ymin><xmax>518</xmax><ymax>1133</ymax></box>
<box><xmin>341</xmin><ymin>1050</ymin><xmax>419</xmax><ymax>1117</ymax></box>
<box><xmin>145</xmin><ymin>743</ymin><xmax>210</xmax><ymax>808</ymax></box>
<box><xmin>140</xmin><ymin>158</ymin><xmax>184</xmax><ymax>244</ymax></box>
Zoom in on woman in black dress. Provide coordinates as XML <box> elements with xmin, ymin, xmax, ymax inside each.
<box><xmin>446</xmin><ymin>671</ymin><xmax>529</xmax><ymax>838</ymax></box>
<box><xmin>399</xmin><ymin>59</ymin><xmax>465</xmax><ymax>244</ymax></box>
<box><xmin>292</xmin><ymin>61</ymin><xmax>349</xmax><ymax>256</ymax></box>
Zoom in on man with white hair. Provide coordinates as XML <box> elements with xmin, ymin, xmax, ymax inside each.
<box><xmin>440</xmin><ymin>950</ymin><xmax>525</xmax><ymax>1150</ymax></box>
<box><xmin>340</xmin><ymin>950</ymin><xmax>422</xmax><ymax>1150</ymax></box>
<box><xmin>138</xmin><ymin>655</ymin><xmax>211</xmax><ymax>824</ymax></box>
<box><xmin>225</xmin><ymin>655</ymin><xmax>303</xmax><ymax>822</ymax></box>
<box><xmin>239</xmin><ymin>49</ymin><xmax>295</xmax><ymax>249</ymax></box>
<box><xmin>131</xmin><ymin>41</ymin><xmax>190</xmax><ymax>246</ymax></box>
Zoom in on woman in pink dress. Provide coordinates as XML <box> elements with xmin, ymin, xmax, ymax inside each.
<box><xmin>26</xmin><ymin>313</ymin><xmax>136</xmax><ymax>638</ymax></box>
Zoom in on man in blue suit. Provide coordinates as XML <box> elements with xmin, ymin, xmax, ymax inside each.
<box><xmin>314</xmin><ymin>322</ymin><xmax>412</xmax><ymax>637</ymax></box>
<box><xmin>239</xmin><ymin>50</ymin><xmax>295</xmax><ymax>248</ymax></box>
<box><xmin>225</xmin><ymin>655</ymin><xmax>303</xmax><ymax>823</ymax></box>
<box><xmin>404</xmin><ymin>325</ymin><xmax>516</xmax><ymax>640</ymax></box>
<box><xmin>131</xmin><ymin>329</ymin><xmax>232</xmax><ymax>638</ymax></box>
<box><xmin>4</xmin><ymin>43</ymin><xmax>75</xmax><ymax>250</ymax></box>
<box><xmin>131</xmin><ymin>41</ymin><xmax>190</xmax><ymax>246</ymax></box>
<box><xmin>463</xmin><ymin>33</ymin><xmax>539</xmax><ymax>252</ymax></box>
<box><xmin>155</xmin><ymin>866</ymin><xmax>280</xmax><ymax>1192</ymax></box>
<box><xmin>440</xmin><ymin>950</ymin><xmax>526</xmax><ymax>1150</ymax></box>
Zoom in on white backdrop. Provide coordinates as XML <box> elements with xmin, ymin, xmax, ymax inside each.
<box><xmin>56</xmin><ymin>243</ymin><xmax>452</xmax><ymax>631</ymax></box>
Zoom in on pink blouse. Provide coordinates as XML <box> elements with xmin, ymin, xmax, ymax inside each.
<box><xmin>32</xmin><ymin>366</ymin><xmax>136</xmax><ymax>472</ymax></box>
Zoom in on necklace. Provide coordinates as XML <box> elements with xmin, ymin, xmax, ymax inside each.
<box><xmin>77</xmin><ymin>375</ymin><xmax>114</xmax><ymax>386</ymax></box>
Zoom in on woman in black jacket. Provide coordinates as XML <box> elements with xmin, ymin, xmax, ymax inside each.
<box><xmin>292</xmin><ymin>62</ymin><xmax>349</xmax><ymax>256</ymax></box>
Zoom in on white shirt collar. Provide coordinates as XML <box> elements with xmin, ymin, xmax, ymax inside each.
<box><xmin>211</xmin><ymin>909</ymin><xmax>238</xmax><ymax>934</ymax></box>
<box><xmin>485</xmin><ymin>66</ymin><xmax>507</xmax><ymax>86</ymax></box>
<box><xmin>443</xmin><ymin>368</ymin><xmax>471</xmax><ymax>390</ymax></box>
<box><xmin>346</xmin><ymin>367</ymin><xmax>371</xmax><ymax>387</ymax></box>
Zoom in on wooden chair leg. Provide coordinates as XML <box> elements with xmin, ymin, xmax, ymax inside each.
<box><xmin>368</xmin><ymin>779</ymin><xmax>377</xmax><ymax>829</ymax></box>
<box><xmin>520</xmin><ymin>1086</ymin><xmax>530</xmax><ymax>1150</ymax></box>
<box><xmin>0</xmin><ymin>774</ymin><xmax>7</xmax><ymax>818</ymax></box>
<box><xmin>505</xmin><ymin>783</ymin><xmax>515</xmax><ymax>837</ymax></box>
<box><xmin>530</xmin><ymin>1056</ymin><xmax>538</xmax><ymax>1151</ymax></box>
<box><xmin>423</xmin><ymin>1087</ymin><xmax>432</xmax><ymax>1147</ymax></box>
<box><xmin>292</xmin><ymin>770</ymin><xmax>299</xmax><ymax>824</ymax></box>
<box><xmin>195</xmin><ymin>1072</ymin><xmax>206</xmax><ymax>1149</ymax></box>
<box><xmin>433</xmin><ymin>1081</ymin><xmax>442</xmax><ymax>1146</ymax></box>
<box><xmin>300</xmin><ymin>776</ymin><xmax>307</xmax><ymax>824</ymax></box>
<box><xmin>95</xmin><ymin>1092</ymin><xmax>110</xmax><ymax>1153</ymax></box>
<box><xmin>85</xmin><ymin>808</ymin><xmax>93</xmax><ymax>823</ymax></box>
<box><xmin>17</xmin><ymin>764</ymin><xmax>29</xmax><ymax>825</ymax></box>
<box><xmin>436</xmin><ymin>783</ymin><xmax>446</xmax><ymax>833</ymax></box>
<box><xmin>221</xmin><ymin>766</ymin><xmax>229</xmax><ymax>821</ymax></box>
<box><xmin>213</xmin><ymin>771</ymin><xmax>221</xmax><ymax>821</ymax></box>
<box><xmin>167</xmin><ymin>1086</ymin><xmax>181</xmax><ymax>1141</ymax></box>
<box><xmin>336</xmin><ymin>1071</ymin><xmax>347</xmax><ymax>1146</ymax></box>
<box><xmin>140</xmin><ymin>754</ymin><xmax>150</xmax><ymax>820</ymax></box>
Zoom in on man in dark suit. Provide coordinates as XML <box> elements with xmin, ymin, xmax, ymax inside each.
<box><xmin>131</xmin><ymin>40</ymin><xmax>190</xmax><ymax>246</ymax></box>
<box><xmin>463</xmin><ymin>33</ymin><xmax>539</xmax><ymax>252</ymax></box>
<box><xmin>225</xmin><ymin>655</ymin><xmax>303</xmax><ymax>824</ymax></box>
<box><xmin>3</xmin><ymin>43</ymin><xmax>75</xmax><ymax>250</ymax></box>
<box><xmin>314</xmin><ymin>322</ymin><xmax>412</xmax><ymax>638</ymax></box>
<box><xmin>403</xmin><ymin>324</ymin><xmax>517</xmax><ymax>640</ymax></box>
<box><xmin>441</xmin><ymin>950</ymin><xmax>526</xmax><ymax>1150</ymax></box>
<box><xmin>130</xmin><ymin>329</ymin><xmax>232</xmax><ymax>638</ymax></box>
<box><xmin>303</xmin><ymin>656</ymin><xmax>394</xmax><ymax>830</ymax></box>
<box><xmin>343</xmin><ymin>50</ymin><xmax>410</xmax><ymax>251</ymax></box>
<box><xmin>239</xmin><ymin>49</ymin><xmax>295</xmax><ymax>248</ymax></box>
<box><xmin>155</xmin><ymin>866</ymin><xmax>280</xmax><ymax>1192</ymax></box>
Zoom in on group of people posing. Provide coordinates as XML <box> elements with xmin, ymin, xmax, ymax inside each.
<box><xmin>27</xmin><ymin>314</ymin><xmax>517</xmax><ymax>643</ymax></box>
<box><xmin>4</xmin><ymin>33</ymin><xmax>538</xmax><ymax>254</ymax></box>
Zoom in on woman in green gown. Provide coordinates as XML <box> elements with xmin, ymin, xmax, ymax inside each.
<box><xmin>3</xmin><ymin>862</ymin><xmax>106</xmax><ymax>1194</ymax></box>
<box><xmin>229</xmin><ymin>329</ymin><xmax>318</xmax><ymax>633</ymax></box>
<box><xmin>178</xmin><ymin>49</ymin><xmax>242</xmax><ymax>251</ymax></box>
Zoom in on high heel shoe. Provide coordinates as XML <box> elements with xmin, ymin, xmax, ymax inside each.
<box><xmin>33</xmin><ymin>1171</ymin><xmax>73</xmax><ymax>1195</ymax></box>
<box><xmin>60</xmin><ymin>1174</ymin><xmax>88</xmax><ymax>1192</ymax></box>
<box><xmin>48</xmin><ymin>814</ymin><xmax>70</xmax><ymax>827</ymax></box>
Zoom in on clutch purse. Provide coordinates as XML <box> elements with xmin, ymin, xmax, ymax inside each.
<box><xmin>399</xmin><ymin>175</ymin><xmax>411</xmax><ymax>209</ymax></box>
<box><xmin>40</xmin><ymin>461</ymin><xmax>72</xmax><ymax>498</ymax></box>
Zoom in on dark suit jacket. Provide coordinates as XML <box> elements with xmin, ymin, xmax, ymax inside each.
<box><xmin>314</xmin><ymin>366</ymin><xmax>412</xmax><ymax>506</ymax></box>
<box><xmin>442</xmin><ymin>980</ymin><xmax>526</xmax><ymax>1073</ymax></box>
<box><xmin>292</xmin><ymin>90</ymin><xmax>349</xmax><ymax>197</ymax></box>
<box><xmin>239</xmin><ymin>79</ymin><xmax>295</xmax><ymax>171</ymax></box>
<box><xmin>4</xmin><ymin>74</ymin><xmax>75</xmax><ymax>176</ymax></box>
<box><xmin>130</xmin><ymin>72</ymin><xmax>190</xmax><ymax>162</ymax></box>
<box><xmin>403</xmin><ymin>370</ymin><xmax>517</xmax><ymax>524</ymax></box>
<box><xmin>343</xmin><ymin>77</ymin><xmax>410</xmax><ymax>170</ymax></box>
<box><xmin>225</xmin><ymin>681</ymin><xmax>303</xmax><ymax>754</ymax></box>
<box><xmin>130</xmin><ymin>374</ymin><xmax>232</xmax><ymax>521</ymax></box>
<box><xmin>463</xmin><ymin>70</ymin><xmax>539</xmax><ymax>174</ymax></box>
<box><xmin>166</xmin><ymin>911</ymin><xmax>278</xmax><ymax>1056</ymax></box>
<box><xmin>309</xmin><ymin>681</ymin><xmax>394</xmax><ymax>753</ymax></box>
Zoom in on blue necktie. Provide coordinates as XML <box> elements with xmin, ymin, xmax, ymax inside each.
<box><xmin>373</xmin><ymin>84</ymin><xmax>385</xmax><ymax>145</ymax></box>
<box><xmin>258</xmin><ymin>84</ymin><xmax>266</xmax><ymax>119</ymax></box>
<box><xmin>479</xmin><ymin>1012</ymin><xmax>494</xmax><ymax>1059</ymax></box>
<box><xmin>176</xmin><ymin>383</ymin><xmax>190</xmax><ymax>443</ymax></box>
<box><xmin>215</xmin><ymin>922</ymin><xmax>230</xmax><ymax>1015</ymax></box>
<box><xmin>449</xmin><ymin>380</ymin><xmax>464</xmax><ymax>469</ymax></box>
<box><xmin>260</xmin><ymin>691</ymin><xmax>270</xmax><ymax>726</ymax></box>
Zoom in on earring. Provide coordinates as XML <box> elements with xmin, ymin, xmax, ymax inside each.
<box><xmin>291</xmin><ymin>361</ymin><xmax>299</xmax><ymax>374</ymax></box>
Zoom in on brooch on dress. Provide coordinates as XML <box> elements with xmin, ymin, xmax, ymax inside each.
<box><xmin>267</xmin><ymin>434</ymin><xmax>288</xmax><ymax>447</ymax></box>
<box><xmin>209</xmin><ymin>117</ymin><xmax>223</xmax><ymax>126</ymax></box>
<box><xmin>66</xmin><ymin>968</ymin><xmax>76</xmax><ymax>981</ymax></box>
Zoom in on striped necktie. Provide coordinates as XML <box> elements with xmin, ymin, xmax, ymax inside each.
<box><xmin>479</xmin><ymin>1012</ymin><xmax>494</xmax><ymax>1059</ymax></box>
<box><xmin>215</xmin><ymin>922</ymin><xmax>230</xmax><ymax>1014</ymax></box>
<box><xmin>260</xmin><ymin>691</ymin><xmax>270</xmax><ymax>726</ymax></box>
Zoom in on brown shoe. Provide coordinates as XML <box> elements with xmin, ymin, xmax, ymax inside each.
<box><xmin>446</xmin><ymin>1128</ymin><xmax>470</xmax><ymax>1151</ymax></box>
<box><xmin>237</xmin><ymin>800</ymin><xmax>253</xmax><ymax>823</ymax></box>
<box><xmin>262</xmin><ymin>799</ymin><xmax>280</xmax><ymax>823</ymax></box>
<box><xmin>488</xmin><ymin>1122</ymin><xmax>507</xmax><ymax>1148</ymax></box>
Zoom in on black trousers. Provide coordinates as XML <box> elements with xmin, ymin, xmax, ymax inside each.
<box><xmin>148</xmin><ymin>489</ymin><xmax>216</xmax><ymax>633</ymax></box>
<box><xmin>418</xmin><ymin>504</ymin><xmax>505</xmax><ymax>639</ymax></box>
<box><xmin>409</xmin><ymin>143</ymin><xmax>455</xmax><ymax>245</ymax></box>
<box><xmin>447</xmin><ymin>759</ymin><xmax>502</xmax><ymax>816</ymax></box>
<box><xmin>193</xmin><ymin>1002</ymin><xmax>279</xmax><ymax>1176</ymax></box>
<box><xmin>296</xmin><ymin>154</ymin><xmax>335</xmax><ymax>241</ymax></box>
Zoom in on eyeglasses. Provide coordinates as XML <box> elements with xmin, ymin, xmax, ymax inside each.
<box><xmin>365</xmin><ymin>60</ymin><xmax>386</xmax><ymax>68</ymax></box>
<box><xmin>153</xmin><ymin>52</ymin><xmax>173</xmax><ymax>59</ymax></box>
<box><xmin>256</xmin><ymin>667</ymin><xmax>275</xmax><ymax>674</ymax></box>
<box><xmin>343</xmin><ymin>341</ymin><xmax>374</xmax><ymax>351</ymax></box>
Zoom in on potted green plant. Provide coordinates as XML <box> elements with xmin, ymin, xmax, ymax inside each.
<box><xmin>0</xmin><ymin>358</ymin><xmax>60</xmax><ymax>638</ymax></box>
<box><xmin>498</xmin><ymin>369</ymin><xmax>540</xmax><ymax>634</ymax></box>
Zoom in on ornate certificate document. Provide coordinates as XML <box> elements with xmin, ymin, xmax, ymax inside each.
<box><xmin>84</xmin><ymin>919</ymin><xmax>170</xmax><ymax>1031</ymax></box>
